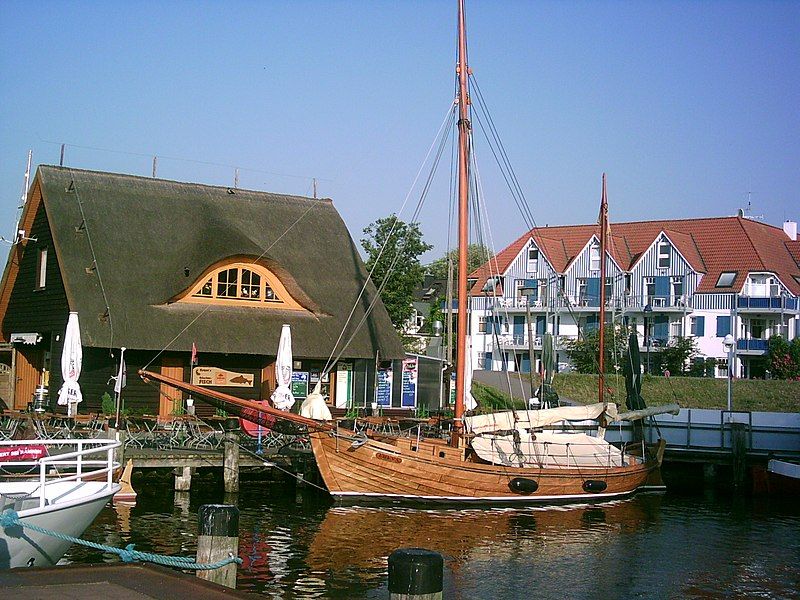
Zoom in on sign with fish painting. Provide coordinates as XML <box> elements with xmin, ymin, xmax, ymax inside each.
<box><xmin>192</xmin><ymin>367</ymin><xmax>255</xmax><ymax>388</ymax></box>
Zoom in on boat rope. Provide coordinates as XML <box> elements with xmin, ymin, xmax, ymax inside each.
<box><xmin>0</xmin><ymin>509</ymin><xmax>242</xmax><ymax>570</ymax></box>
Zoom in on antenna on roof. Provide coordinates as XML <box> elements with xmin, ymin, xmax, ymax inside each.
<box><xmin>152</xmin><ymin>156</ymin><xmax>158</xmax><ymax>178</ymax></box>
<box><xmin>234</xmin><ymin>168</ymin><xmax>240</xmax><ymax>189</ymax></box>
<box><xmin>1</xmin><ymin>150</ymin><xmax>35</xmax><ymax>246</ymax></box>
<box><xmin>313</xmin><ymin>178</ymin><xmax>318</xmax><ymax>199</ymax></box>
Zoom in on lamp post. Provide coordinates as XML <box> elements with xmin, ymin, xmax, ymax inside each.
<box><xmin>723</xmin><ymin>334</ymin><xmax>734</xmax><ymax>412</ymax></box>
<box><xmin>643</xmin><ymin>303</ymin><xmax>653</xmax><ymax>374</ymax></box>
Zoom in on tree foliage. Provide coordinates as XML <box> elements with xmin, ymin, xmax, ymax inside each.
<box><xmin>426</xmin><ymin>244</ymin><xmax>493</xmax><ymax>280</ymax></box>
<box><xmin>767</xmin><ymin>335</ymin><xmax>800</xmax><ymax>380</ymax></box>
<box><xmin>566</xmin><ymin>325</ymin><xmax>629</xmax><ymax>374</ymax></box>
<box><xmin>361</xmin><ymin>215</ymin><xmax>433</xmax><ymax>331</ymax></box>
<box><xmin>655</xmin><ymin>337</ymin><xmax>698</xmax><ymax>376</ymax></box>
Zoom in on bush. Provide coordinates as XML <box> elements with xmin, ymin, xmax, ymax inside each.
<box><xmin>100</xmin><ymin>392</ymin><xmax>115</xmax><ymax>415</ymax></box>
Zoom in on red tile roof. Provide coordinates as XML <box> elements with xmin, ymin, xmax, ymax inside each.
<box><xmin>469</xmin><ymin>216</ymin><xmax>800</xmax><ymax>296</ymax></box>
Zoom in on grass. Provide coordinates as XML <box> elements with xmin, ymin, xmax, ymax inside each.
<box><xmin>473</xmin><ymin>374</ymin><xmax>800</xmax><ymax>413</ymax></box>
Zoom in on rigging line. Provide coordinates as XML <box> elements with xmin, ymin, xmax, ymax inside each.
<box><xmin>470</xmin><ymin>148</ymin><xmax>523</xmax><ymax>415</ymax></box>
<box><xmin>41</xmin><ymin>139</ymin><xmax>326</xmax><ymax>183</ymax></box>
<box><xmin>320</xmin><ymin>103</ymin><xmax>458</xmax><ymax>375</ymax></box>
<box><xmin>470</xmin><ymin>106</ymin><xmax>536</xmax><ymax>233</ymax></box>
<box><xmin>470</xmin><ymin>75</ymin><xmax>537</xmax><ymax>229</ymax></box>
<box><xmin>67</xmin><ymin>170</ymin><xmax>114</xmax><ymax>352</ymax></box>
<box><xmin>141</xmin><ymin>197</ymin><xmax>322</xmax><ymax>372</ymax></box>
<box><xmin>325</xmin><ymin>109</ymin><xmax>457</xmax><ymax>372</ymax></box>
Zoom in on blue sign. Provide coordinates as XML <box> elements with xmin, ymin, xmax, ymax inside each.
<box><xmin>401</xmin><ymin>358</ymin><xmax>418</xmax><ymax>408</ymax></box>
<box><xmin>376</xmin><ymin>368</ymin><xmax>393</xmax><ymax>407</ymax></box>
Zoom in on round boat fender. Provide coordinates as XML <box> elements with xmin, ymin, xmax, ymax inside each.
<box><xmin>508</xmin><ymin>477</ymin><xmax>539</xmax><ymax>494</ymax></box>
<box><xmin>582</xmin><ymin>480</ymin><xmax>608</xmax><ymax>493</ymax></box>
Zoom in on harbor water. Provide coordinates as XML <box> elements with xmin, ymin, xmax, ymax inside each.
<box><xmin>65</xmin><ymin>472</ymin><xmax>799</xmax><ymax>599</ymax></box>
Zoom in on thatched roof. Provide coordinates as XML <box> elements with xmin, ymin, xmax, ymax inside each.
<box><xmin>36</xmin><ymin>165</ymin><xmax>404</xmax><ymax>359</ymax></box>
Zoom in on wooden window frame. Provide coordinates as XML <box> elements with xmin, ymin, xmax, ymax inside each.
<box><xmin>178</xmin><ymin>261</ymin><xmax>304</xmax><ymax>310</ymax></box>
<box><xmin>35</xmin><ymin>247</ymin><xmax>47</xmax><ymax>290</ymax></box>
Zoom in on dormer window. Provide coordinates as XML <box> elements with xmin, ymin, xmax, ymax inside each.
<box><xmin>657</xmin><ymin>241</ymin><xmax>671</xmax><ymax>269</ymax></box>
<box><xmin>526</xmin><ymin>247</ymin><xmax>539</xmax><ymax>272</ymax></box>
<box><xmin>179</xmin><ymin>262</ymin><xmax>303</xmax><ymax>310</ymax></box>
<box><xmin>589</xmin><ymin>243</ymin><xmax>600</xmax><ymax>272</ymax></box>
<box><xmin>716</xmin><ymin>272</ymin><xmax>736</xmax><ymax>288</ymax></box>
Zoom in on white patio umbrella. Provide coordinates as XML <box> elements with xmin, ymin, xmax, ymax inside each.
<box><xmin>464</xmin><ymin>335</ymin><xmax>477</xmax><ymax>411</ymax></box>
<box><xmin>270</xmin><ymin>324</ymin><xmax>295</xmax><ymax>411</ymax></box>
<box><xmin>57</xmin><ymin>312</ymin><xmax>83</xmax><ymax>417</ymax></box>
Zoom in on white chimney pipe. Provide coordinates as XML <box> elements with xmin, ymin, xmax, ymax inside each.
<box><xmin>783</xmin><ymin>220</ymin><xmax>797</xmax><ymax>241</ymax></box>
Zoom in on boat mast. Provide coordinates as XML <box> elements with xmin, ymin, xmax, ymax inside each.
<box><xmin>452</xmin><ymin>0</ymin><xmax>470</xmax><ymax>447</ymax></box>
<box><xmin>598</xmin><ymin>173</ymin><xmax>608</xmax><ymax>408</ymax></box>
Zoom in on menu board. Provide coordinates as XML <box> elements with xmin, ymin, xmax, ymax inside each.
<box><xmin>376</xmin><ymin>367</ymin><xmax>393</xmax><ymax>407</ymax></box>
<box><xmin>401</xmin><ymin>357</ymin><xmax>418</xmax><ymax>408</ymax></box>
<box><xmin>291</xmin><ymin>372</ymin><xmax>309</xmax><ymax>398</ymax></box>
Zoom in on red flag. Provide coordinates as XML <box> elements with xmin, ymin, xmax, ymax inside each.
<box><xmin>191</xmin><ymin>342</ymin><xmax>198</xmax><ymax>367</ymax></box>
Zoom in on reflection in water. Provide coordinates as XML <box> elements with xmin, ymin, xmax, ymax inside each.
<box><xmin>66</xmin><ymin>478</ymin><xmax>800</xmax><ymax>600</ymax></box>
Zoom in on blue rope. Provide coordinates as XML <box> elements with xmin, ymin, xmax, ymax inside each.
<box><xmin>1</xmin><ymin>509</ymin><xmax>242</xmax><ymax>570</ymax></box>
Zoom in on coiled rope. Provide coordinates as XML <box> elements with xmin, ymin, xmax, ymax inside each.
<box><xmin>0</xmin><ymin>510</ymin><xmax>241</xmax><ymax>570</ymax></box>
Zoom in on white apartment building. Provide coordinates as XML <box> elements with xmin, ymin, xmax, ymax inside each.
<box><xmin>466</xmin><ymin>216</ymin><xmax>800</xmax><ymax>379</ymax></box>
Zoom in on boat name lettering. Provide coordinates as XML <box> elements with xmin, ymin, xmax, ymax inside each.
<box><xmin>375</xmin><ymin>452</ymin><xmax>402</xmax><ymax>464</ymax></box>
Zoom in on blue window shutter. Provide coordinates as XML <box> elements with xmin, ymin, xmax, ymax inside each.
<box><xmin>513</xmin><ymin>316</ymin><xmax>525</xmax><ymax>336</ymax></box>
<box><xmin>587</xmin><ymin>278</ymin><xmax>600</xmax><ymax>307</ymax></box>
<box><xmin>654</xmin><ymin>315</ymin><xmax>669</xmax><ymax>340</ymax></box>
<box><xmin>697</xmin><ymin>316</ymin><xmax>705</xmax><ymax>337</ymax></box>
<box><xmin>586</xmin><ymin>315</ymin><xmax>599</xmax><ymax>332</ymax></box>
<box><xmin>536</xmin><ymin>316</ymin><xmax>546</xmax><ymax>335</ymax></box>
<box><xmin>716</xmin><ymin>316</ymin><xmax>730</xmax><ymax>337</ymax></box>
<box><xmin>655</xmin><ymin>276</ymin><xmax>670</xmax><ymax>298</ymax></box>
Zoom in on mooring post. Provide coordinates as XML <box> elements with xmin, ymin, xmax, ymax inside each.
<box><xmin>731</xmin><ymin>422</ymin><xmax>747</xmax><ymax>488</ymax></box>
<box><xmin>223</xmin><ymin>417</ymin><xmax>240</xmax><ymax>494</ymax></box>
<box><xmin>388</xmin><ymin>548</ymin><xmax>444</xmax><ymax>600</ymax></box>
<box><xmin>196</xmin><ymin>504</ymin><xmax>239</xmax><ymax>589</ymax></box>
<box><xmin>174</xmin><ymin>466</ymin><xmax>193</xmax><ymax>491</ymax></box>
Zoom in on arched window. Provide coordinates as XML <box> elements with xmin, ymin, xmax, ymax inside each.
<box><xmin>179</xmin><ymin>262</ymin><xmax>303</xmax><ymax>310</ymax></box>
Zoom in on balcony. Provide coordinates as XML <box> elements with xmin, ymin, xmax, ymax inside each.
<box><xmin>489</xmin><ymin>335</ymin><xmax>573</xmax><ymax>351</ymax></box>
<box><xmin>737</xmin><ymin>296</ymin><xmax>798</xmax><ymax>312</ymax></box>
<box><xmin>736</xmin><ymin>338</ymin><xmax>769</xmax><ymax>354</ymax></box>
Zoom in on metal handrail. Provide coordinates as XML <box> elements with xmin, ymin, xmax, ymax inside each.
<box><xmin>1</xmin><ymin>438</ymin><xmax>121</xmax><ymax>508</ymax></box>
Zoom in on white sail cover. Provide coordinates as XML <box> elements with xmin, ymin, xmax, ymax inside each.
<box><xmin>300</xmin><ymin>381</ymin><xmax>332</xmax><ymax>420</ymax></box>
<box><xmin>270</xmin><ymin>324</ymin><xmax>295</xmax><ymax>411</ymax></box>
<box><xmin>464</xmin><ymin>335</ymin><xmax>477</xmax><ymax>411</ymax></box>
<box><xmin>464</xmin><ymin>402</ymin><xmax>618</xmax><ymax>435</ymax></box>
<box><xmin>57</xmin><ymin>312</ymin><xmax>83</xmax><ymax>412</ymax></box>
<box><xmin>471</xmin><ymin>430</ymin><xmax>626</xmax><ymax>468</ymax></box>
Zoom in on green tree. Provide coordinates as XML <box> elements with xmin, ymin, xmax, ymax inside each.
<box><xmin>426</xmin><ymin>244</ymin><xmax>493</xmax><ymax>280</ymax></box>
<box><xmin>361</xmin><ymin>215</ymin><xmax>433</xmax><ymax>331</ymax></box>
<box><xmin>767</xmin><ymin>335</ymin><xmax>800</xmax><ymax>379</ymax></box>
<box><xmin>566</xmin><ymin>325</ymin><xmax>628</xmax><ymax>374</ymax></box>
<box><xmin>655</xmin><ymin>337</ymin><xmax>698</xmax><ymax>376</ymax></box>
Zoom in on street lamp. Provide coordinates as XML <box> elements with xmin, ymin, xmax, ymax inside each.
<box><xmin>723</xmin><ymin>333</ymin><xmax>735</xmax><ymax>412</ymax></box>
<box><xmin>643</xmin><ymin>303</ymin><xmax>653</xmax><ymax>374</ymax></box>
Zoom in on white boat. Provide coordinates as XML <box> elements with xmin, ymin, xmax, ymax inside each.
<box><xmin>0</xmin><ymin>438</ymin><xmax>121</xmax><ymax>568</ymax></box>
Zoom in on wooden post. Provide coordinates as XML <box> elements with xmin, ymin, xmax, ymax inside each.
<box><xmin>223</xmin><ymin>417</ymin><xmax>240</xmax><ymax>494</ymax></box>
<box><xmin>388</xmin><ymin>548</ymin><xmax>443</xmax><ymax>600</ymax></box>
<box><xmin>196</xmin><ymin>504</ymin><xmax>239</xmax><ymax>589</ymax></box>
<box><xmin>731</xmin><ymin>422</ymin><xmax>747</xmax><ymax>488</ymax></box>
<box><xmin>174</xmin><ymin>466</ymin><xmax>193</xmax><ymax>491</ymax></box>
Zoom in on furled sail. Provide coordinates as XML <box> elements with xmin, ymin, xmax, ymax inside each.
<box><xmin>464</xmin><ymin>402</ymin><xmax>619</xmax><ymax>435</ymax></box>
<box><xmin>471</xmin><ymin>431</ymin><xmax>626</xmax><ymax>468</ymax></box>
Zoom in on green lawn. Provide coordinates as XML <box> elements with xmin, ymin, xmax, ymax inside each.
<box><xmin>473</xmin><ymin>374</ymin><xmax>800</xmax><ymax>413</ymax></box>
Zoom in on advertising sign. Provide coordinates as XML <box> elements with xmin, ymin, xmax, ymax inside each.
<box><xmin>291</xmin><ymin>371</ymin><xmax>309</xmax><ymax>398</ymax></box>
<box><xmin>401</xmin><ymin>357</ymin><xmax>418</xmax><ymax>408</ymax></box>
<box><xmin>192</xmin><ymin>367</ymin><xmax>255</xmax><ymax>388</ymax></box>
<box><xmin>376</xmin><ymin>367</ymin><xmax>393</xmax><ymax>407</ymax></box>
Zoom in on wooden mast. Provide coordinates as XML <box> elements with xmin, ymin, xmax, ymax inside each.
<box><xmin>598</xmin><ymin>173</ymin><xmax>609</xmax><ymax>408</ymax></box>
<box><xmin>452</xmin><ymin>0</ymin><xmax>470</xmax><ymax>447</ymax></box>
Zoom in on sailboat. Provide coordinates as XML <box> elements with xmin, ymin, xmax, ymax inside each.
<box><xmin>141</xmin><ymin>0</ymin><xmax>676</xmax><ymax>504</ymax></box>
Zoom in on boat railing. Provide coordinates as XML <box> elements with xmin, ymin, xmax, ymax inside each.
<box><xmin>0</xmin><ymin>438</ymin><xmax>121</xmax><ymax>509</ymax></box>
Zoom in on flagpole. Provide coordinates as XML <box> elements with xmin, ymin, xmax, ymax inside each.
<box><xmin>114</xmin><ymin>347</ymin><xmax>127</xmax><ymax>427</ymax></box>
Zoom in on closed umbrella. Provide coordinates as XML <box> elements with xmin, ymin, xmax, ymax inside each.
<box><xmin>270</xmin><ymin>324</ymin><xmax>295</xmax><ymax>411</ymax></box>
<box><xmin>464</xmin><ymin>335</ymin><xmax>477</xmax><ymax>411</ymax></box>
<box><xmin>57</xmin><ymin>312</ymin><xmax>83</xmax><ymax>417</ymax></box>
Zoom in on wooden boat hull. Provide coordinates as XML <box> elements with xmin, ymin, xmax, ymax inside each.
<box><xmin>311</xmin><ymin>431</ymin><xmax>664</xmax><ymax>505</ymax></box>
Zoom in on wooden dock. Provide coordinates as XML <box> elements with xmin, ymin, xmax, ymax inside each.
<box><xmin>0</xmin><ymin>563</ymin><xmax>255</xmax><ymax>599</ymax></box>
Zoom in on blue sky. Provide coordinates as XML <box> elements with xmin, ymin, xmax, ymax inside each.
<box><xmin>1</xmin><ymin>0</ymin><xmax>798</xmax><ymax>261</ymax></box>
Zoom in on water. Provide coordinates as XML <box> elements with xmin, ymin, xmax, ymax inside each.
<box><xmin>65</xmin><ymin>473</ymin><xmax>800</xmax><ymax>599</ymax></box>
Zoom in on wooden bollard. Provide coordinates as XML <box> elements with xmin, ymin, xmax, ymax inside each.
<box><xmin>196</xmin><ymin>504</ymin><xmax>239</xmax><ymax>589</ymax></box>
<box><xmin>731</xmin><ymin>422</ymin><xmax>747</xmax><ymax>488</ymax></box>
<box><xmin>223</xmin><ymin>417</ymin><xmax>240</xmax><ymax>494</ymax></box>
<box><xmin>388</xmin><ymin>548</ymin><xmax>443</xmax><ymax>600</ymax></box>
